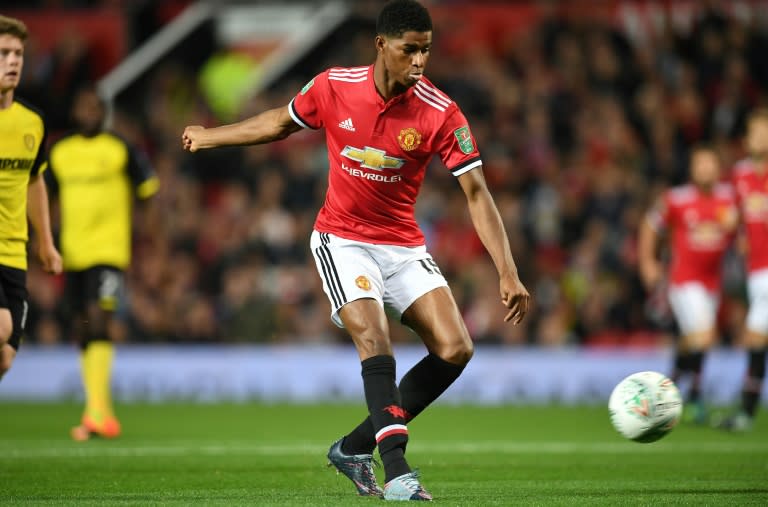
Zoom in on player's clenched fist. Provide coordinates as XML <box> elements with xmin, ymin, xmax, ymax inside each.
<box><xmin>182</xmin><ymin>126</ymin><xmax>205</xmax><ymax>152</ymax></box>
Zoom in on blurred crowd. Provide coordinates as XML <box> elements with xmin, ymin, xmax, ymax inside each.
<box><xmin>15</xmin><ymin>1</ymin><xmax>768</xmax><ymax>347</ymax></box>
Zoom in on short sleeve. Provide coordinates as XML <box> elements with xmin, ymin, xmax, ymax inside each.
<box><xmin>126</xmin><ymin>144</ymin><xmax>159</xmax><ymax>200</ymax></box>
<box><xmin>30</xmin><ymin>121</ymin><xmax>47</xmax><ymax>177</ymax></box>
<box><xmin>288</xmin><ymin>71</ymin><xmax>330</xmax><ymax>130</ymax></box>
<box><xmin>434</xmin><ymin>108</ymin><xmax>482</xmax><ymax>177</ymax></box>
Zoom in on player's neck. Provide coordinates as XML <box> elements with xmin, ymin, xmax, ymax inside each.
<box><xmin>373</xmin><ymin>62</ymin><xmax>407</xmax><ymax>102</ymax></box>
<box><xmin>79</xmin><ymin>127</ymin><xmax>102</xmax><ymax>138</ymax></box>
<box><xmin>0</xmin><ymin>88</ymin><xmax>13</xmax><ymax>110</ymax></box>
<box><xmin>752</xmin><ymin>156</ymin><xmax>768</xmax><ymax>174</ymax></box>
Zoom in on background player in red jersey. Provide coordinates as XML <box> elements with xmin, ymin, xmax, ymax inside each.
<box><xmin>182</xmin><ymin>0</ymin><xmax>529</xmax><ymax>500</ymax></box>
<box><xmin>638</xmin><ymin>146</ymin><xmax>738</xmax><ymax>424</ymax></box>
<box><xmin>718</xmin><ymin>109</ymin><xmax>768</xmax><ymax>432</ymax></box>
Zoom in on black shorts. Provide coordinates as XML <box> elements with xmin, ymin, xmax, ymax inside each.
<box><xmin>64</xmin><ymin>265</ymin><xmax>125</xmax><ymax>317</ymax></box>
<box><xmin>0</xmin><ymin>265</ymin><xmax>28</xmax><ymax>350</ymax></box>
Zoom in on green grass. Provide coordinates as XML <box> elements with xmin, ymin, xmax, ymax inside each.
<box><xmin>1</xmin><ymin>403</ymin><xmax>767</xmax><ymax>505</ymax></box>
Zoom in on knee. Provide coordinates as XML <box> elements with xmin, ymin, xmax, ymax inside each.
<box><xmin>436</xmin><ymin>337</ymin><xmax>474</xmax><ymax>366</ymax></box>
<box><xmin>84</xmin><ymin>307</ymin><xmax>109</xmax><ymax>340</ymax></box>
<box><xmin>0</xmin><ymin>316</ymin><xmax>12</xmax><ymax>345</ymax></box>
<box><xmin>743</xmin><ymin>328</ymin><xmax>768</xmax><ymax>349</ymax></box>
<box><xmin>0</xmin><ymin>345</ymin><xmax>16</xmax><ymax>378</ymax></box>
<box><xmin>684</xmin><ymin>329</ymin><xmax>716</xmax><ymax>351</ymax></box>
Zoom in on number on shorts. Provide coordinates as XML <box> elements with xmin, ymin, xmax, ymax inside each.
<box><xmin>419</xmin><ymin>258</ymin><xmax>442</xmax><ymax>276</ymax></box>
<box><xmin>99</xmin><ymin>271</ymin><xmax>121</xmax><ymax>300</ymax></box>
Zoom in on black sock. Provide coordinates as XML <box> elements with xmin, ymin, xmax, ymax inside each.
<box><xmin>687</xmin><ymin>351</ymin><xmax>704</xmax><ymax>403</ymax></box>
<box><xmin>343</xmin><ymin>353</ymin><xmax>466</xmax><ymax>456</ymax></box>
<box><xmin>671</xmin><ymin>349</ymin><xmax>690</xmax><ymax>383</ymax></box>
<box><xmin>742</xmin><ymin>348</ymin><xmax>766</xmax><ymax>417</ymax></box>
<box><xmin>359</xmin><ymin>355</ymin><xmax>410</xmax><ymax>482</ymax></box>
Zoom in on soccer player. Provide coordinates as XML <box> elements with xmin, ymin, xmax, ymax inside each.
<box><xmin>47</xmin><ymin>84</ymin><xmax>159</xmax><ymax>440</ymax></box>
<box><xmin>0</xmin><ymin>15</ymin><xmax>62</xmax><ymax>381</ymax></box>
<box><xmin>638</xmin><ymin>145</ymin><xmax>738</xmax><ymax>424</ymax></box>
<box><xmin>718</xmin><ymin>108</ymin><xmax>768</xmax><ymax>431</ymax></box>
<box><xmin>182</xmin><ymin>0</ymin><xmax>529</xmax><ymax>501</ymax></box>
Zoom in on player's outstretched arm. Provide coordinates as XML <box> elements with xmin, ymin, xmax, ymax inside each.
<box><xmin>27</xmin><ymin>174</ymin><xmax>62</xmax><ymax>274</ymax></box>
<box><xmin>182</xmin><ymin>105</ymin><xmax>303</xmax><ymax>152</ymax></box>
<box><xmin>457</xmin><ymin>168</ymin><xmax>530</xmax><ymax>324</ymax></box>
<box><xmin>637</xmin><ymin>211</ymin><xmax>663</xmax><ymax>291</ymax></box>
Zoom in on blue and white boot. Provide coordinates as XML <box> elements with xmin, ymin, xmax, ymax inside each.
<box><xmin>383</xmin><ymin>471</ymin><xmax>433</xmax><ymax>501</ymax></box>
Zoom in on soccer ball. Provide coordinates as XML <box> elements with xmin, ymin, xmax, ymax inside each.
<box><xmin>608</xmin><ymin>371</ymin><xmax>683</xmax><ymax>443</ymax></box>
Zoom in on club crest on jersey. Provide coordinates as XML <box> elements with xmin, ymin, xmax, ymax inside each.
<box><xmin>355</xmin><ymin>275</ymin><xmax>371</xmax><ymax>291</ymax></box>
<box><xmin>397</xmin><ymin>127</ymin><xmax>422</xmax><ymax>152</ymax></box>
<box><xmin>454</xmin><ymin>126</ymin><xmax>475</xmax><ymax>154</ymax></box>
<box><xmin>341</xmin><ymin>146</ymin><xmax>405</xmax><ymax>171</ymax></box>
<box><xmin>24</xmin><ymin>134</ymin><xmax>35</xmax><ymax>152</ymax></box>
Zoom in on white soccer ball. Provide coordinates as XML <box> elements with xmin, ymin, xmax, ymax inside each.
<box><xmin>608</xmin><ymin>371</ymin><xmax>683</xmax><ymax>443</ymax></box>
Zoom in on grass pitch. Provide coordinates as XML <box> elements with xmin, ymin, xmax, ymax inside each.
<box><xmin>1</xmin><ymin>403</ymin><xmax>767</xmax><ymax>505</ymax></box>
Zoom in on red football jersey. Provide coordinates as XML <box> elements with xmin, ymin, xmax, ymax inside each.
<box><xmin>289</xmin><ymin>65</ymin><xmax>482</xmax><ymax>246</ymax></box>
<box><xmin>648</xmin><ymin>183</ymin><xmax>737</xmax><ymax>289</ymax></box>
<box><xmin>732</xmin><ymin>159</ymin><xmax>768</xmax><ymax>273</ymax></box>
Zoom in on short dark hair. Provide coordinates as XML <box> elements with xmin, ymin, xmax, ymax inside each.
<box><xmin>73</xmin><ymin>82</ymin><xmax>105</xmax><ymax>108</ymax></box>
<box><xmin>689</xmin><ymin>143</ymin><xmax>718</xmax><ymax>161</ymax></box>
<box><xmin>376</xmin><ymin>0</ymin><xmax>432</xmax><ymax>38</ymax></box>
<box><xmin>0</xmin><ymin>15</ymin><xmax>28</xmax><ymax>42</ymax></box>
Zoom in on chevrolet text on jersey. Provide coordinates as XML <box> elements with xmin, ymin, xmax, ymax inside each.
<box><xmin>342</xmin><ymin>164</ymin><xmax>403</xmax><ymax>183</ymax></box>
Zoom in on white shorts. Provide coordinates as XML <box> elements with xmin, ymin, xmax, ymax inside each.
<box><xmin>667</xmin><ymin>282</ymin><xmax>719</xmax><ymax>336</ymax></box>
<box><xmin>310</xmin><ymin>230</ymin><xmax>448</xmax><ymax>327</ymax></box>
<box><xmin>746</xmin><ymin>268</ymin><xmax>768</xmax><ymax>334</ymax></box>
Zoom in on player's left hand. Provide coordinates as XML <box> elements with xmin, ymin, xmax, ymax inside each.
<box><xmin>38</xmin><ymin>244</ymin><xmax>62</xmax><ymax>275</ymax></box>
<box><xmin>500</xmin><ymin>273</ymin><xmax>530</xmax><ymax>325</ymax></box>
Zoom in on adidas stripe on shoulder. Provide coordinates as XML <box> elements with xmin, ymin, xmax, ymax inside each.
<box><xmin>413</xmin><ymin>81</ymin><xmax>452</xmax><ymax>112</ymax></box>
<box><xmin>329</xmin><ymin>66</ymin><xmax>369</xmax><ymax>83</ymax></box>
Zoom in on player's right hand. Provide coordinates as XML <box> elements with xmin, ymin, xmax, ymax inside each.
<box><xmin>182</xmin><ymin>126</ymin><xmax>205</xmax><ymax>152</ymax></box>
<box><xmin>39</xmin><ymin>243</ymin><xmax>62</xmax><ymax>275</ymax></box>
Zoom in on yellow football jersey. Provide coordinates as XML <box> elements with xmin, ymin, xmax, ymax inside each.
<box><xmin>0</xmin><ymin>99</ymin><xmax>47</xmax><ymax>270</ymax></box>
<box><xmin>48</xmin><ymin>132</ymin><xmax>159</xmax><ymax>271</ymax></box>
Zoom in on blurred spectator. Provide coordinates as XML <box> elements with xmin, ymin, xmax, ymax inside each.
<box><xmin>20</xmin><ymin>1</ymin><xmax>768</xmax><ymax>347</ymax></box>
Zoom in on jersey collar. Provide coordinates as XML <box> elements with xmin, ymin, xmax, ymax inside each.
<box><xmin>369</xmin><ymin>64</ymin><xmax>415</xmax><ymax>110</ymax></box>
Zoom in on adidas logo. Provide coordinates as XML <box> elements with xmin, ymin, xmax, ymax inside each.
<box><xmin>338</xmin><ymin>118</ymin><xmax>355</xmax><ymax>131</ymax></box>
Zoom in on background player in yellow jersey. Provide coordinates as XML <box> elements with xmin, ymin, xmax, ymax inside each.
<box><xmin>47</xmin><ymin>84</ymin><xmax>159</xmax><ymax>440</ymax></box>
<box><xmin>0</xmin><ymin>15</ymin><xmax>62</xmax><ymax>381</ymax></box>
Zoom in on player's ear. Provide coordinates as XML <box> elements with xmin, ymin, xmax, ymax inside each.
<box><xmin>375</xmin><ymin>35</ymin><xmax>386</xmax><ymax>54</ymax></box>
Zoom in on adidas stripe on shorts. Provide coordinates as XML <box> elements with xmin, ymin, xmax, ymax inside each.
<box><xmin>310</xmin><ymin>230</ymin><xmax>448</xmax><ymax>327</ymax></box>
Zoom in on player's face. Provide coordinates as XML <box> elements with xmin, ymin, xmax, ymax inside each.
<box><xmin>378</xmin><ymin>31</ymin><xmax>432</xmax><ymax>88</ymax></box>
<box><xmin>72</xmin><ymin>89</ymin><xmax>105</xmax><ymax>133</ymax></box>
<box><xmin>690</xmin><ymin>150</ymin><xmax>720</xmax><ymax>188</ymax></box>
<box><xmin>0</xmin><ymin>34</ymin><xmax>24</xmax><ymax>94</ymax></box>
<box><xmin>746</xmin><ymin>118</ymin><xmax>768</xmax><ymax>160</ymax></box>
